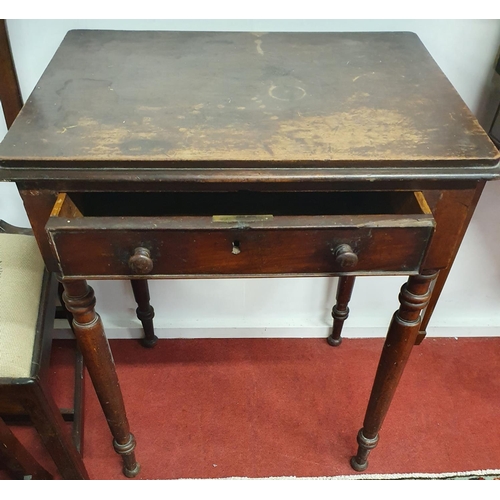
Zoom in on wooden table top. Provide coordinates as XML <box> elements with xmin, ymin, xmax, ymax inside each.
<box><xmin>0</xmin><ymin>30</ymin><xmax>498</xmax><ymax>182</ymax></box>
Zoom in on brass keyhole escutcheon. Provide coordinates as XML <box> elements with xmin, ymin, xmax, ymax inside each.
<box><xmin>232</xmin><ymin>240</ymin><xmax>241</xmax><ymax>255</ymax></box>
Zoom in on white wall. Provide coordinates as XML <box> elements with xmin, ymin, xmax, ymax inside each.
<box><xmin>2</xmin><ymin>19</ymin><xmax>500</xmax><ymax>340</ymax></box>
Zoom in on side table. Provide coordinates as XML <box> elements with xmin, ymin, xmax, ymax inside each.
<box><xmin>0</xmin><ymin>30</ymin><xmax>498</xmax><ymax>476</ymax></box>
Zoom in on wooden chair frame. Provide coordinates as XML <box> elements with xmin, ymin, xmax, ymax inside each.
<box><xmin>0</xmin><ymin>221</ymin><xmax>88</xmax><ymax>479</ymax></box>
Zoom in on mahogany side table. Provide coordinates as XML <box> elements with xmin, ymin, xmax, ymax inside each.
<box><xmin>0</xmin><ymin>30</ymin><xmax>498</xmax><ymax>476</ymax></box>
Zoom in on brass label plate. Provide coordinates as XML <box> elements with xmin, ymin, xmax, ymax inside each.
<box><xmin>212</xmin><ymin>215</ymin><xmax>274</xmax><ymax>223</ymax></box>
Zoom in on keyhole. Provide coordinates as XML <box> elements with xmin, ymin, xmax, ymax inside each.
<box><xmin>232</xmin><ymin>240</ymin><xmax>241</xmax><ymax>255</ymax></box>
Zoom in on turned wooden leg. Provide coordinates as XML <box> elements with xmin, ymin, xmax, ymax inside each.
<box><xmin>130</xmin><ymin>279</ymin><xmax>158</xmax><ymax>348</ymax></box>
<box><xmin>350</xmin><ymin>271</ymin><xmax>438</xmax><ymax>472</ymax></box>
<box><xmin>61</xmin><ymin>280</ymin><xmax>140</xmax><ymax>478</ymax></box>
<box><xmin>327</xmin><ymin>276</ymin><xmax>356</xmax><ymax>347</ymax></box>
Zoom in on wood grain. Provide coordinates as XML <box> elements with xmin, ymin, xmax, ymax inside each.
<box><xmin>0</xmin><ymin>31</ymin><xmax>497</xmax><ymax>179</ymax></box>
<box><xmin>46</xmin><ymin>189</ymin><xmax>435</xmax><ymax>278</ymax></box>
<box><xmin>0</xmin><ymin>20</ymin><xmax>23</xmax><ymax>129</ymax></box>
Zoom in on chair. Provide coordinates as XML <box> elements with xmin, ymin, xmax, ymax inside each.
<box><xmin>0</xmin><ymin>221</ymin><xmax>89</xmax><ymax>479</ymax></box>
<box><xmin>0</xmin><ymin>416</ymin><xmax>53</xmax><ymax>479</ymax></box>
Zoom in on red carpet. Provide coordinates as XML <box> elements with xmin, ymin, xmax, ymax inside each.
<box><xmin>2</xmin><ymin>337</ymin><xmax>500</xmax><ymax>480</ymax></box>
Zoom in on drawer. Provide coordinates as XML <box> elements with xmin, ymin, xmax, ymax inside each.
<box><xmin>46</xmin><ymin>191</ymin><xmax>435</xmax><ymax>278</ymax></box>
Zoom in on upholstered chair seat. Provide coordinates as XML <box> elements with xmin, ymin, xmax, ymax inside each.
<box><xmin>0</xmin><ymin>233</ymin><xmax>45</xmax><ymax>379</ymax></box>
<box><xmin>0</xmin><ymin>228</ymin><xmax>88</xmax><ymax>479</ymax></box>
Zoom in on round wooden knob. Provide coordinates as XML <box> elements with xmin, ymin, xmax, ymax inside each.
<box><xmin>129</xmin><ymin>247</ymin><xmax>153</xmax><ymax>274</ymax></box>
<box><xmin>334</xmin><ymin>244</ymin><xmax>358</xmax><ymax>268</ymax></box>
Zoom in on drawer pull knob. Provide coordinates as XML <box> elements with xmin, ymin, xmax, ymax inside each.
<box><xmin>129</xmin><ymin>247</ymin><xmax>154</xmax><ymax>274</ymax></box>
<box><xmin>334</xmin><ymin>244</ymin><xmax>358</xmax><ymax>268</ymax></box>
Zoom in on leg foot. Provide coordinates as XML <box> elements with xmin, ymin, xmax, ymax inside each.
<box><xmin>113</xmin><ymin>434</ymin><xmax>140</xmax><ymax>478</ymax></box>
<box><xmin>350</xmin><ymin>428</ymin><xmax>379</xmax><ymax>472</ymax></box>
<box><xmin>140</xmin><ymin>334</ymin><xmax>158</xmax><ymax>349</ymax></box>
<box><xmin>327</xmin><ymin>276</ymin><xmax>356</xmax><ymax>347</ymax></box>
<box><xmin>123</xmin><ymin>463</ymin><xmax>141</xmax><ymax>478</ymax></box>
<box><xmin>327</xmin><ymin>335</ymin><xmax>342</xmax><ymax>347</ymax></box>
<box><xmin>350</xmin><ymin>456</ymin><xmax>368</xmax><ymax>472</ymax></box>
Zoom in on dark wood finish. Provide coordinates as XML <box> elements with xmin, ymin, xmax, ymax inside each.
<box><xmin>351</xmin><ymin>271</ymin><xmax>438</xmax><ymax>471</ymax></box>
<box><xmin>56</xmin><ymin>282</ymin><xmax>85</xmax><ymax>454</ymax></box>
<box><xmin>0</xmin><ymin>221</ymin><xmax>85</xmax><ymax>454</ymax></box>
<box><xmin>48</xmin><ymin>217</ymin><xmax>434</xmax><ymax>278</ymax></box>
<box><xmin>0</xmin><ymin>20</ymin><xmax>22</xmax><ymax>128</ymax></box>
<box><xmin>61</xmin><ymin>280</ymin><xmax>140</xmax><ymax>478</ymax></box>
<box><xmin>1</xmin><ymin>352</ymin><xmax>86</xmax><ymax>455</ymax></box>
<box><xmin>0</xmin><ymin>219</ymin><xmax>32</xmax><ymax>235</ymax></box>
<box><xmin>1</xmin><ymin>22</ymin><xmax>158</xmax><ymax>352</ymax></box>
<box><xmin>20</xmin><ymin>189</ymin><xmax>159</xmax><ymax>348</ymax></box>
<box><xmin>0</xmin><ymin>31</ymin><xmax>497</xmax><ymax>176</ymax></box>
<box><xmin>333</xmin><ymin>245</ymin><xmax>358</xmax><ymax>269</ymax></box>
<box><xmin>0</xmin><ymin>31</ymin><xmax>498</xmax><ymax>475</ymax></box>
<box><xmin>0</xmin><ymin>417</ymin><xmax>52</xmax><ymax>480</ymax></box>
<box><xmin>327</xmin><ymin>276</ymin><xmax>356</xmax><ymax>347</ymax></box>
<box><xmin>20</xmin><ymin>378</ymin><xmax>88</xmax><ymax>480</ymax></box>
<box><xmin>0</xmin><ymin>265</ymin><xmax>88</xmax><ymax>479</ymax></box>
<box><xmin>46</xmin><ymin>191</ymin><xmax>434</xmax><ymax>279</ymax></box>
<box><xmin>70</xmin><ymin>347</ymin><xmax>85</xmax><ymax>454</ymax></box>
<box><xmin>489</xmin><ymin>99</ymin><xmax>500</xmax><ymax>149</ymax></box>
<box><xmin>416</xmin><ymin>184</ymin><xmax>485</xmax><ymax>343</ymax></box>
<box><xmin>129</xmin><ymin>247</ymin><xmax>154</xmax><ymax>275</ymax></box>
<box><xmin>131</xmin><ymin>280</ymin><xmax>157</xmax><ymax>348</ymax></box>
<box><xmin>18</xmin><ymin>189</ymin><xmax>60</xmax><ymax>270</ymax></box>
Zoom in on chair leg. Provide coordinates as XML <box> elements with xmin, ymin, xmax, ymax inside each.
<box><xmin>23</xmin><ymin>381</ymin><xmax>89</xmax><ymax>479</ymax></box>
<box><xmin>327</xmin><ymin>276</ymin><xmax>356</xmax><ymax>347</ymax></box>
<box><xmin>71</xmin><ymin>346</ymin><xmax>85</xmax><ymax>455</ymax></box>
<box><xmin>131</xmin><ymin>279</ymin><xmax>158</xmax><ymax>348</ymax></box>
<box><xmin>57</xmin><ymin>282</ymin><xmax>85</xmax><ymax>454</ymax></box>
<box><xmin>0</xmin><ymin>417</ymin><xmax>52</xmax><ymax>480</ymax></box>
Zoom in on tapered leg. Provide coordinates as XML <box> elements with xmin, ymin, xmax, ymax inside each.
<box><xmin>350</xmin><ymin>271</ymin><xmax>438</xmax><ymax>472</ymax></box>
<box><xmin>23</xmin><ymin>382</ymin><xmax>89</xmax><ymax>480</ymax></box>
<box><xmin>130</xmin><ymin>279</ymin><xmax>158</xmax><ymax>348</ymax></box>
<box><xmin>0</xmin><ymin>417</ymin><xmax>52</xmax><ymax>480</ymax></box>
<box><xmin>61</xmin><ymin>280</ymin><xmax>140</xmax><ymax>478</ymax></box>
<box><xmin>327</xmin><ymin>276</ymin><xmax>356</xmax><ymax>347</ymax></box>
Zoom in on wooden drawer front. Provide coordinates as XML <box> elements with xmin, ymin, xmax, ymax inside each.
<box><xmin>46</xmin><ymin>193</ymin><xmax>434</xmax><ymax>278</ymax></box>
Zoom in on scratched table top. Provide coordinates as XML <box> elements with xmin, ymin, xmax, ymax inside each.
<box><xmin>0</xmin><ymin>30</ymin><xmax>498</xmax><ymax>179</ymax></box>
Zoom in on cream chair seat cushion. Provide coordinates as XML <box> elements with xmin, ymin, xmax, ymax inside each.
<box><xmin>0</xmin><ymin>233</ymin><xmax>45</xmax><ymax>378</ymax></box>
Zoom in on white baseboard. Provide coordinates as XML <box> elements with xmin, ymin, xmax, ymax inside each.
<box><xmin>53</xmin><ymin>320</ymin><xmax>500</xmax><ymax>340</ymax></box>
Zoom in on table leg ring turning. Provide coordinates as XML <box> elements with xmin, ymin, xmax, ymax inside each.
<box><xmin>350</xmin><ymin>429</ymin><xmax>379</xmax><ymax>472</ymax></box>
<box><xmin>113</xmin><ymin>433</ymin><xmax>140</xmax><ymax>478</ymax></box>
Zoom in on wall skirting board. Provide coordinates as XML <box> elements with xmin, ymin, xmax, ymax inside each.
<box><xmin>53</xmin><ymin>320</ymin><xmax>500</xmax><ymax>340</ymax></box>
